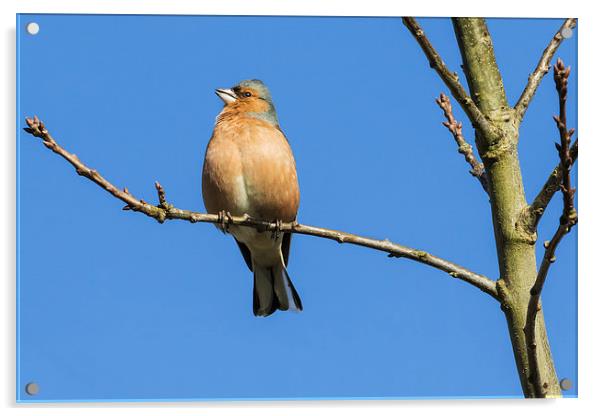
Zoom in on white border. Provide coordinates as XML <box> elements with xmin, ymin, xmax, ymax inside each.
<box><xmin>3</xmin><ymin>0</ymin><xmax>594</xmax><ymax>17</ymax></box>
<box><xmin>3</xmin><ymin>1</ymin><xmax>602</xmax><ymax>416</ymax></box>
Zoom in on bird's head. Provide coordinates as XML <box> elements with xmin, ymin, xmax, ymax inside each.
<box><xmin>215</xmin><ymin>79</ymin><xmax>278</xmax><ymax>125</ymax></box>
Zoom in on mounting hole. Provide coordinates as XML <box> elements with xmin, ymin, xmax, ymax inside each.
<box><xmin>26</xmin><ymin>22</ymin><xmax>40</xmax><ymax>35</ymax></box>
<box><xmin>25</xmin><ymin>382</ymin><xmax>39</xmax><ymax>396</ymax></box>
<box><xmin>559</xmin><ymin>378</ymin><xmax>572</xmax><ymax>391</ymax></box>
<box><xmin>560</xmin><ymin>27</ymin><xmax>573</xmax><ymax>39</ymax></box>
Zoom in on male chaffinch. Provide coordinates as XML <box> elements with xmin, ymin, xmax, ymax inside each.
<box><xmin>202</xmin><ymin>79</ymin><xmax>302</xmax><ymax>317</ymax></box>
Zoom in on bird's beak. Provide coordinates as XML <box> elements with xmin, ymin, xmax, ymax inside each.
<box><xmin>215</xmin><ymin>88</ymin><xmax>237</xmax><ymax>104</ymax></box>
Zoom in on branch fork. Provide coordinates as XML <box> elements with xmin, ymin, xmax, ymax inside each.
<box><xmin>403</xmin><ymin>17</ymin><xmax>577</xmax><ymax>398</ymax></box>
<box><xmin>402</xmin><ymin>17</ymin><xmax>497</xmax><ymax>138</ymax></box>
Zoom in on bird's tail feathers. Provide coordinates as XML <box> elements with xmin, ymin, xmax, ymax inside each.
<box><xmin>253</xmin><ymin>260</ymin><xmax>302</xmax><ymax>317</ymax></box>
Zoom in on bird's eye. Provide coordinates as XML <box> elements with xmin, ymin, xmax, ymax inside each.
<box><xmin>243</xmin><ymin>92</ymin><xmax>252</xmax><ymax>97</ymax></box>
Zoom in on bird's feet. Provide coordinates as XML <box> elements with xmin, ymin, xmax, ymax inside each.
<box><xmin>217</xmin><ymin>210</ymin><xmax>233</xmax><ymax>234</ymax></box>
<box><xmin>270</xmin><ymin>219</ymin><xmax>283</xmax><ymax>240</ymax></box>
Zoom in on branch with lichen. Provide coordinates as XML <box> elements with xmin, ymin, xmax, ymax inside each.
<box><xmin>402</xmin><ymin>17</ymin><xmax>496</xmax><ymax>138</ymax></box>
<box><xmin>23</xmin><ymin>115</ymin><xmax>499</xmax><ymax>299</ymax></box>
<box><xmin>523</xmin><ymin>59</ymin><xmax>577</xmax><ymax>398</ymax></box>
<box><xmin>435</xmin><ymin>93</ymin><xmax>488</xmax><ymax>194</ymax></box>
<box><xmin>514</xmin><ymin>18</ymin><xmax>577</xmax><ymax>123</ymax></box>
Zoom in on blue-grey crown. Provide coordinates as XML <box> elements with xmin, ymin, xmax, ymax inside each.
<box><xmin>237</xmin><ymin>79</ymin><xmax>273</xmax><ymax>103</ymax></box>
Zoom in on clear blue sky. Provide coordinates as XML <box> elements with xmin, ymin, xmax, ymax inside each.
<box><xmin>16</xmin><ymin>15</ymin><xmax>577</xmax><ymax>401</ymax></box>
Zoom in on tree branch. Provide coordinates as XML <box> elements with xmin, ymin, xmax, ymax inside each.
<box><xmin>514</xmin><ymin>18</ymin><xmax>577</xmax><ymax>123</ymax></box>
<box><xmin>23</xmin><ymin>116</ymin><xmax>499</xmax><ymax>300</ymax></box>
<box><xmin>524</xmin><ymin>59</ymin><xmax>577</xmax><ymax>398</ymax></box>
<box><xmin>522</xmin><ymin>139</ymin><xmax>577</xmax><ymax>231</ymax></box>
<box><xmin>435</xmin><ymin>93</ymin><xmax>489</xmax><ymax>194</ymax></box>
<box><xmin>402</xmin><ymin>17</ymin><xmax>495</xmax><ymax>137</ymax></box>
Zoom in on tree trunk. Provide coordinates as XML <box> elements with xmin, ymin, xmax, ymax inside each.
<box><xmin>452</xmin><ymin>18</ymin><xmax>561</xmax><ymax>398</ymax></box>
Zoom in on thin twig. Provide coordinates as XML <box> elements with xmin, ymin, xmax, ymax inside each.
<box><xmin>23</xmin><ymin>115</ymin><xmax>499</xmax><ymax>300</ymax></box>
<box><xmin>522</xmin><ymin>139</ymin><xmax>578</xmax><ymax>231</ymax></box>
<box><xmin>402</xmin><ymin>17</ymin><xmax>495</xmax><ymax>137</ymax></box>
<box><xmin>514</xmin><ymin>18</ymin><xmax>577</xmax><ymax>123</ymax></box>
<box><xmin>435</xmin><ymin>93</ymin><xmax>489</xmax><ymax>194</ymax></box>
<box><xmin>524</xmin><ymin>59</ymin><xmax>577</xmax><ymax>398</ymax></box>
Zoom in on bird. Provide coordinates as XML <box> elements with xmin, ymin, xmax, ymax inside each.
<box><xmin>202</xmin><ymin>79</ymin><xmax>303</xmax><ymax>317</ymax></box>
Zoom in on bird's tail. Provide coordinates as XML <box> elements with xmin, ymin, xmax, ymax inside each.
<box><xmin>252</xmin><ymin>259</ymin><xmax>302</xmax><ymax>317</ymax></box>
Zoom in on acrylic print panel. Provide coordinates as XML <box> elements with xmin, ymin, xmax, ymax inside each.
<box><xmin>16</xmin><ymin>14</ymin><xmax>577</xmax><ymax>402</ymax></box>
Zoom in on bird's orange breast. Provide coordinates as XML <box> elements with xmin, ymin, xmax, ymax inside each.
<box><xmin>202</xmin><ymin>116</ymin><xmax>300</xmax><ymax>222</ymax></box>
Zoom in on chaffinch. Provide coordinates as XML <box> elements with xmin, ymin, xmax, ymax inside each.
<box><xmin>202</xmin><ymin>79</ymin><xmax>302</xmax><ymax>317</ymax></box>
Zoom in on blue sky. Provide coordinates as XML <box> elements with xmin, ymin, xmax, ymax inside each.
<box><xmin>17</xmin><ymin>15</ymin><xmax>577</xmax><ymax>401</ymax></box>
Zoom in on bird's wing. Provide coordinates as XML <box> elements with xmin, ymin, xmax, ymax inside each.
<box><xmin>281</xmin><ymin>232</ymin><xmax>292</xmax><ymax>267</ymax></box>
<box><xmin>233</xmin><ymin>237</ymin><xmax>253</xmax><ymax>271</ymax></box>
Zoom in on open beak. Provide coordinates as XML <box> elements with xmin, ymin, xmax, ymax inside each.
<box><xmin>215</xmin><ymin>88</ymin><xmax>237</xmax><ymax>104</ymax></box>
